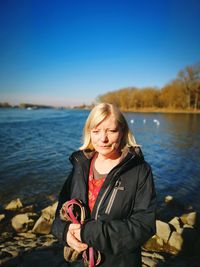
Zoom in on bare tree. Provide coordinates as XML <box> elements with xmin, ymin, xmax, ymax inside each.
<box><xmin>193</xmin><ymin>62</ymin><xmax>200</xmax><ymax>110</ymax></box>
<box><xmin>178</xmin><ymin>65</ymin><xmax>199</xmax><ymax>109</ymax></box>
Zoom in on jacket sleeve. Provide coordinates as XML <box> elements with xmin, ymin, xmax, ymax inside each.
<box><xmin>51</xmin><ymin>170</ymin><xmax>73</xmax><ymax>244</ymax></box>
<box><xmin>81</xmin><ymin>164</ymin><xmax>156</xmax><ymax>255</ymax></box>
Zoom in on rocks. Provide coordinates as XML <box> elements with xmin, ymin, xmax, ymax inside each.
<box><xmin>142</xmin><ymin>206</ymin><xmax>200</xmax><ymax>266</ymax></box>
<box><xmin>180</xmin><ymin>211</ymin><xmax>196</xmax><ymax>226</ymax></box>
<box><xmin>169</xmin><ymin>217</ymin><xmax>183</xmax><ymax>233</ymax></box>
<box><xmin>156</xmin><ymin>220</ymin><xmax>171</xmax><ymax>243</ymax></box>
<box><xmin>0</xmin><ymin>231</ymin><xmax>58</xmax><ymax>266</ymax></box>
<box><xmin>11</xmin><ymin>213</ymin><xmax>38</xmax><ymax>232</ymax></box>
<box><xmin>32</xmin><ymin>215</ymin><xmax>53</xmax><ymax>235</ymax></box>
<box><xmin>1</xmin><ymin>197</ymin><xmax>200</xmax><ymax>267</ymax></box>
<box><xmin>5</xmin><ymin>198</ymin><xmax>23</xmax><ymax>211</ymax></box>
<box><xmin>32</xmin><ymin>202</ymin><xmax>58</xmax><ymax>234</ymax></box>
<box><xmin>144</xmin><ymin>215</ymin><xmax>195</xmax><ymax>255</ymax></box>
<box><xmin>0</xmin><ymin>197</ymin><xmax>59</xmax><ymax>266</ymax></box>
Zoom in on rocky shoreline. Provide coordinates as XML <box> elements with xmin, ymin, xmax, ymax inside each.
<box><xmin>0</xmin><ymin>196</ymin><xmax>200</xmax><ymax>267</ymax></box>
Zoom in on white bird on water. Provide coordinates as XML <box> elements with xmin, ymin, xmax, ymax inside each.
<box><xmin>130</xmin><ymin>119</ymin><xmax>134</xmax><ymax>124</ymax></box>
<box><xmin>153</xmin><ymin>119</ymin><xmax>160</xmax><ymax>126</ymax></box>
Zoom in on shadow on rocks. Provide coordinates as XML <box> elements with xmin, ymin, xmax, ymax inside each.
<box><xmin>0</xmin><ymin>243</ymin><xmax>69</xmax><ymax>267</ymax></box>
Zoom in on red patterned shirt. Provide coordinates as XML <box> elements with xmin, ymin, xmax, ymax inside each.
<box><xmin>88</xmin><ymin>156</ymin><xmax>106</xmax><ymax>213</ymax></box>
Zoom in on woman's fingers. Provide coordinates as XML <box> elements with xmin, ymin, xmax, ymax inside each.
<box><xmin>69</xmin><ymin>224</ymin><xmax>82</xmax><ymax>241</ymax></box>
<box><xmin>67</xmin><ymin>231</ymin><xmax>88</xmax><ymax>252</ymax></box>
<box><xmin>67</xmin><ymin>224</ymin><xmax>88</xmax><ymax>253</ymax></box>
<box><xmin>73</xmin><ymin>228</ymin><xmax>81</xmax><ymax>241</ymax></box>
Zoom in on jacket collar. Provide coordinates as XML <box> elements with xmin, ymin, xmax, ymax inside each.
<box><xmin>69</xmin><ymin>146</ymin><xmax>144</xmax><ymax>170</ymax></box>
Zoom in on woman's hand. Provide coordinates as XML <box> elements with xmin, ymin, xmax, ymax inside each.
<box><xmin>66</xmin><ymin>224</ymin><xmax>88</xmax><ymax>253</ymax></box>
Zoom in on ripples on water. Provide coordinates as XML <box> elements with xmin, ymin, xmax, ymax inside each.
<box><xmin>0</xmin><ymin>109</ymin><xmax>200</xmax><ymax>213</ymax></box>
<box><xmin>0</xmin><ymin>109</ymin><xmax>89</xmax><ymax>208</ymax></box>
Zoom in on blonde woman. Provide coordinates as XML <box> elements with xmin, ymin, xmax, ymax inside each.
<box><xmin>52</xmin><ymin>103</ymin><xmax>156</xmax><ymax>267</ymax></box>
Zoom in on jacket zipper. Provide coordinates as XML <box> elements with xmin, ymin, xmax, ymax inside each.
<box><xmin>95</xmin><ymin>185</ymin><xmax>111</xmax><ymax>220</ymax></box>
<box><xmin>105</xmin><ymin>180</ymin><xmax>124</xmax><ymax>215</ymax></box>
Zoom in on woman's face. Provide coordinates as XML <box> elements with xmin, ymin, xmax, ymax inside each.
<box><xmin>90</xmin><ymin>114</ymin><xmax>123</xmax><ymax>158</ymax></box>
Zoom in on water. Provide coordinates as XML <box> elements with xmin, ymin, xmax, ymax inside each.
<box><xmin>0</xmin><ymin>108</ymin><xmax>200</xmax><ymax>214</ymax></box>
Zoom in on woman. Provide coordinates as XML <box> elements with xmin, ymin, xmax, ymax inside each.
<box><xmin>52</xmin><ymin>103</ymin><xmax>156</xmax><ymax>267</ymax></box>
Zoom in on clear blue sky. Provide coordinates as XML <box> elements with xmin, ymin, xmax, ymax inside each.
<box><xmin>0</xmin><ymin>0</ymin><xmax>200</xmax><ymax>106</ymax></box>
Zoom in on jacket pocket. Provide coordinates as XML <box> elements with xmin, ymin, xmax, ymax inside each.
<box><xmin>105</xmin><ymin>180</ymin><xmax>124</xmax><ymax>215</ymax></box>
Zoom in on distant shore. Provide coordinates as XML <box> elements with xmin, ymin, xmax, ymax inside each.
<box><xmin>1</xmin><ymin>103</ymin><xmax>200</xmax><ymax>114</ymax></box>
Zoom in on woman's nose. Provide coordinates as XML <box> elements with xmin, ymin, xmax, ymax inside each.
<box><xmin>100</xmin><ymin>131</ymin><xmax>108</xmax><ymax>142</ymax></box>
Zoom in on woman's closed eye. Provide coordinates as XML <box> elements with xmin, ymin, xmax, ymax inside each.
<box><xmin>91</xmin><ymin>130</ymin><xmax>100</xmax><ymax>134</ymax></box>
<box><xmin>108</xmin><ymin>129</ymin><xmax>119</xmax><ymax>133</ymax></box>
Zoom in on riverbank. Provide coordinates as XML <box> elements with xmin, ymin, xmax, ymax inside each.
<box><xmin>0</xmin><ymin>196</ymin><xmax>200</xmax><ymax>267</ymax></box>
<box><xmin>122</xmin><ymin>107</ymin><xmax>200</xmax><ymax>114</ymax></box>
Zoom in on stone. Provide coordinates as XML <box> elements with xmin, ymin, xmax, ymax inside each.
<box><xmin>11</xmin><ymin>213</ymin><xmax>38</xmax><ymax>232</ymax></box>
<box><xmin>1</xmin><ymin>246</ymin><xmax>19</xmax><ymax>257</ymax></box>
<box><xmin>5</xmin><ymin>198</ymin><xmax>23</xmax><ymax>211</ymax></box>
<box><xmin>168</xmin><ymin>231</ymin><xmax>183</xmax><ymax>252</ymax></box>
<box><xmin>183</xmin><ymin>223</ymin><xmax>193</xmax><ymax>229</ymax></box>
<box><xmin>142</xmin><ymin>251</ymin><xmax>165</xmax><ymax>260</ymax></box>
<box><xmin>17</xmin><ymin>232</ymin><xmax>37</xmax><ymax>239</ymax></box>
<box><xmin>32</xmin><ymin>202</ymin><xmax>58</xmax><ymax>235</ymax></box>
<box><xmin>156</xmin><ymin>220</ymin><xmax>171</xmax><ymax>243</ymax></box>
<box><xmin>17</xmin><ymin>239</ymin><xmax>36</xmax><ymax>248</ymax></box>
<box><xmin>142</xmin><ymin>256</ymin><xmax>158</xmax><ymax>267</ymax></box>
<box><xmin>20</xmin><ymin>204</ymin><xmax>35</xmax><ymax>213</ymax></box>
<box><xmin>42</xmin><ymin>239</ymin><xmax>57</xmax><ymax>247</ymax></box>
<box><xmin>180</xmin><ymin>211</ymin><xmax>196</xmax><ymax>226</ymax></box>
<box><xmin>1</xmin><ymin>232</ymin><xmax>13</xmax><ymax>239</ymax></box>
<box><xmin>0</xmin><ymin>214</ymin><xmax>5</xmax><ymax>222</ymax></box>
<box><xmin>169</xmin><ymin>217</ymin><xmax>183</xmax><ymax>233</ymax></box>
<box><xmin>186</xmin><ymin>212</ymin><xmax>196</xmax><ymax>226</ymax></box>
<box><xmin>41</xmin><ymin>202</ymin><xmax>58</xmax><ymax>219</ymax></box>
<box><xmin>165</xmin><ymin>195</ymin><xmax>173</xmax><ymax>204</ymax></box>
<box><xmin>32</xmin><ymin>215</ymin><xmax>54</xmax><ymax>235</ymax></box>
<box><xmin>143</xmin><ymin>235</ymin><xmax>164</xmax><ymax>252</ymax></box>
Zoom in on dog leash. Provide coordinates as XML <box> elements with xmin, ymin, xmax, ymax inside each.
<box><xmin>60</xmin><ymin>199</ymin><xmax>101</xmax><ymax>267</ymax></box>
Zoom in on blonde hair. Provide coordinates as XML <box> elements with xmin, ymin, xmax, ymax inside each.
<box><xmin>79</xmin><ymin>103</ymin><xmax>138</xmax><ymax>150</ymax></box>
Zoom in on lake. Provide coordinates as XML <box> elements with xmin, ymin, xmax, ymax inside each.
<box><xmin>0</xmin><ymin>108</ymin><xmax>200</xmax><ymax>216</ymax></box>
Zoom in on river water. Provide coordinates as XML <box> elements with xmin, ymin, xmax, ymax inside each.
<box><xmin>0</xmin><ymin>108</ymin><xmax>200</xmax><ymax>215</ymax></box>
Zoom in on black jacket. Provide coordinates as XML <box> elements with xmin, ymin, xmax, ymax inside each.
<box><xmin>52</xmin><ymin>148</ymin><xmax>156</xmax><ymax>267</ymax></box>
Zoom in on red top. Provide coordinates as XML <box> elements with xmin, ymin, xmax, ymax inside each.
<box><xmin>88</xmin><ymin>156</ymin><xmax>106</xmax><ymax>213</ymax></box>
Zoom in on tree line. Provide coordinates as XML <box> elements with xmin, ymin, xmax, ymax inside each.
<box><xmin>98</xmin><ymin>62</ymin><xmax>200</xmax><ymax>111</ymax></box>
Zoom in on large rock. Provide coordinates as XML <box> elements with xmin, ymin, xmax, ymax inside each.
<box><xmin>32</xmin><ymin>202</ymin><xmax>58</xmax><ymax>235</ymax></box>
<box><xmin>5</xmin><ymin>198</ymin><xmax>23</xmax><ymax>211</ymax></box>
<box><xmin>180</xmin><ymin>212</ymin><xmax>196</xmax><ymax>226</ymax></box>
<box><xmin>11</xmin><ymin>213</ymin><xmax>38</xmax><ymax>232</ymax></box>
<box><xmin>143</xmin><ymin>235</ymin><xmax>164</xmax><ymax>252</ymax></box>
<box><xmin>41</xmin><ymin>202</ymin><xmax>58</xmax><ymax>219</ymax></box>
<box><xmin>168</xmin><ymin>231</ymin><xmax>183</xmax><ymax>252</ymax></box>
<box><xmin>32</xmin><ymin>216</ymin><xmax>53</xmax><ymax>234</ymax></box>
<box><xmin>169</xmin><ymin>216</ymin><xmax>183</xmax><ymax>234</ymax></box>
<box><xmin>156</xmin><ymin>220</ymin><xmax>171</xmax><ymax>243</ymax></box>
